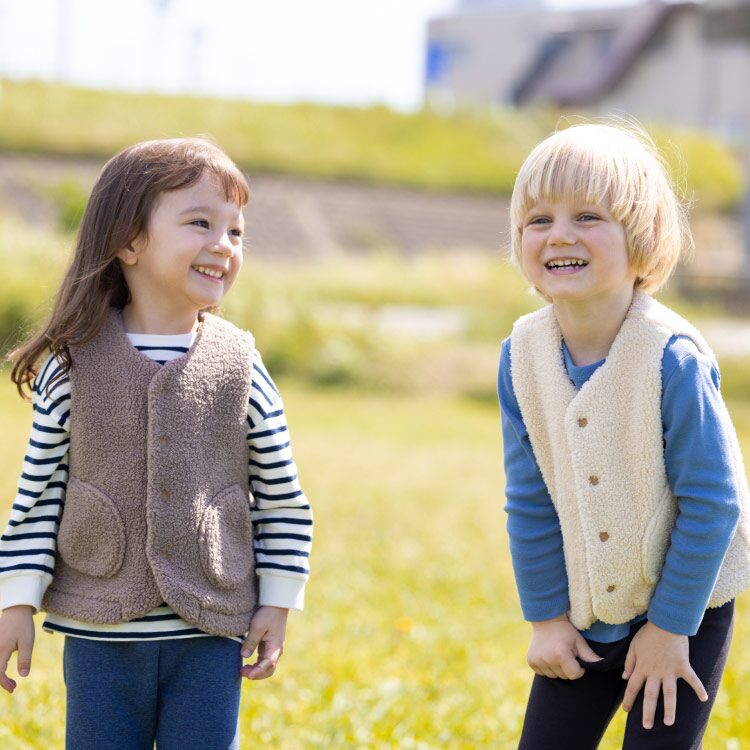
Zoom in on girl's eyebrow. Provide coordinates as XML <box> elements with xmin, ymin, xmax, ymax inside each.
<box><xmin>179</xmin><ymin>205</ymin><xmax>214</xmax><ymax>215</ymax></box>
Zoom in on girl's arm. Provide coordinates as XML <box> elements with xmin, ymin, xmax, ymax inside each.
<box><xmin>498</xmin><ymin>339</ymin><xmax>569</xmax><ymax>621</ymax></box>
<box><xmin>246</xmin><ymin>352</ymin><xmax>312</xmax><ymax>612</ymax></box>
<box><xmin>0</xmin><ymin>354</ymin><xmax>69</xmax><ymax>612</ymax></box>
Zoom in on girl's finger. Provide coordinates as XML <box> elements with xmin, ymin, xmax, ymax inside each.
<box><xmin>622</xmin><ymin>646</ymin><xmax>635</xmax><ymax>680</ymax></box>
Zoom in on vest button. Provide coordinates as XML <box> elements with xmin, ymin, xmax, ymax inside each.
<box><xmin>159</xmin><ymin>435</ymin><xmax>170</xmax><ymax>446</ymax></box>
<box><xmin>161</xmin><ymin>489</ymin><xmax>171</xmax><ymax>499</ymax></box>
<box><xmin>599</xmin><ymin>531</ymin><xmax>609</xmax><ymax>542</ymax></box>
<box><xmin>578</xmin><ymin>417</ymin><xmax>588</xmax><ymax>428</ymax></box>
<box><xmin>589</xmin><ymin>475</ymin><xmax>599</xmax><ymax>486</ymax></box>
<box><xmin>606</xmin><ymin>585</ymin><xmax>616</xmax><ymax>593</ymax></box>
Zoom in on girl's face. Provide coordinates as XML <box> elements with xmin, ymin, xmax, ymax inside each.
<box><xmin>520</xmin><ymin>197</ymin><xmax>637</xmax><ymax>306</ymax></box>
<box><xmin>118</xmin><ymin>172</ymin><xmax>245</xmax><ymax>327</ymax></box>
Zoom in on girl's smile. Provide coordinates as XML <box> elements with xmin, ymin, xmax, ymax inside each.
<box><xmin>116</xmin><ymin>172</ymin><xmax>245</xmax><ymax>334</ymax></box>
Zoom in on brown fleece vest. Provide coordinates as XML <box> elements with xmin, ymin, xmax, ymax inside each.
<box><xmin>42</xmin><ymin>308</ymin><xmax>257</xmax><ymax>637</ymax></box>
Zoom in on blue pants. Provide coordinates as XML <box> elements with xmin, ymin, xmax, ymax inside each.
<box><xmin>63</xmin><ymin>636</ymin><xmax>242</xmax><ymax>750</ymax></box>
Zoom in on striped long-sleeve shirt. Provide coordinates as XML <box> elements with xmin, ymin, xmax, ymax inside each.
<box><xmin>0</xmin><ymin>331</ymin><xmax>312</xmax><ymax>641</ymax></box>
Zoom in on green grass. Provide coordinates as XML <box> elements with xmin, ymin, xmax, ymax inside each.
<box><xmin>1</xmin><ymin>378</ymin><xmax>749</xmax><ymax>748</ymax></box>
<box><xmin>0</xmin><ymin>80</ymin><xmax>743</xmax><ymax>209</ymax></box>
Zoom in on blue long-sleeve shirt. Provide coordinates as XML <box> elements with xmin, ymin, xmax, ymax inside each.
<box><xmin>498</xmin><ymin>334</ymin><xmax>741</xmax><ymax>642</ymax></box>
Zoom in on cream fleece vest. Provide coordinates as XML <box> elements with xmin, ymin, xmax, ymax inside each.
<box><xmin>42</xmin><ymin>308</ymin><xmax>257</xmax><ymax>637</ymax></box>
<box><xmin>510</xmin><ymin>291</ymin><xmax>750</xmax><ymax>630</ymax></box>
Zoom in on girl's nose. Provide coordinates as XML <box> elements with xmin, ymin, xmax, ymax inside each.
<box><xmin>209</xmin><ymin>233</ymin><xmax>234</xmax><ymax>256</ymax></box>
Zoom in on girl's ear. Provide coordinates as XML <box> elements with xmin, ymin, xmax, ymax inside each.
<box><xmin>116</xmin><ymin>242</ymin><xmax>140</xmax><ymax>266</ymax></box>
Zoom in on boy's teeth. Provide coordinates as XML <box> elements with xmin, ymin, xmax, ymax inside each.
<box><xmin>193</xmin><ymin>265</ymin><xmax>224</xmax><ymax>278</ymax></box>
<box><xmin>547</xmin><ymin>259</ymin><xmax>587</xmax><ymax>268</ymax></box>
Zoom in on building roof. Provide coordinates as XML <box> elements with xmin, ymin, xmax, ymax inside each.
<box><xmin>514</xmin><ymin>1</ymin><xmax>699</xmax><ymax>106</ymax></box>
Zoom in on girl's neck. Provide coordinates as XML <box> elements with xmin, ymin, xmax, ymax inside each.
<box><xmin>553</xmin><ymin>287</ymin><xmax>635</xmax><ymax>366</ymax></box>
<box><xmin>120</xmin><ymin>304</ymin><xmax>200</xmax><ymax>336</ymax></box>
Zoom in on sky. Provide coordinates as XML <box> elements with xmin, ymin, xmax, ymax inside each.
<box><xmin>0</xmin><ymin>0</ymin><xmax>645</xmax><ymax>111</ymax></box>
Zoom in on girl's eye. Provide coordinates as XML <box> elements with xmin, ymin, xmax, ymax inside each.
<box><xmin>192</xmin><ymin>219</ymin><xmax>209</xmax><ymax>229</ymax></box>
<box><xmin>578</xmin><ymin>213</ymin><xmax>599</xmax><ymax>222</ymax></box>
<box><xmin>230</xmin><ymin>228</ymin><xmax>243</xmax><ymax>238</ymax></box>
<box><xmin>527</xmin><ymin>216</ymin><xmax>550</xmax><ymax>226</ymax></box>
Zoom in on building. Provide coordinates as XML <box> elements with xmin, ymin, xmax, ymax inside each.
<box><xmin>426</xmin><ymin>0</ymin><xmax>750</xmax><ymax>141</ymax></box>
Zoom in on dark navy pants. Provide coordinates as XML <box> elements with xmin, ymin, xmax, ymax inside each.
<box><xmin>63</xmin><ymin>636</ymin><xmax>242</xmax><ymax>750</ymax></box>
<box><xmin>518</xmin><ymin>600</ymin><xmax>734</xmax><ymax>750</ymax></box>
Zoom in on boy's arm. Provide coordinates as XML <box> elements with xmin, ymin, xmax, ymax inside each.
<box><xmin>623</xmin><ymin>336</ymin><xmax>738</xmax><ymax>728</ymax></box>
<box><xmin>498</xmin><ymin>339</ymin><xmax>569</xmax><ymax>621</ymax></box>
<box><xmin>647</xmin><ymin>336</ymin><xmax>741</xmax><ymax>635</ymax></box>
<box><xmin>247</xmin><ymin>352</ymin><xmax>312</xmax><ymax>612</ymax></box>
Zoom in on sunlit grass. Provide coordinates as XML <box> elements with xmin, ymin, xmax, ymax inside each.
<box><xmin>1</xmin><ymin>377</ymin><xmax>749</xmax><ymax>748</ymax></box>
<box><xmin>0</xmin><ymin>79</ymin><xmax>743</xmax><ymax>209</ymax></box>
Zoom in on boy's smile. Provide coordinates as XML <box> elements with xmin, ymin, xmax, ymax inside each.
<box><xmin>520</xmin><ymin>199</ymin><xmax>636</xmax><ymax>305</ymax></box>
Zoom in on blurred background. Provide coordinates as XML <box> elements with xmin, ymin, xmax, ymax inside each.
<box><xmin>1</xmin><ymin>1</ymin><xmax>749</xmax><ymax>748</ymax></box>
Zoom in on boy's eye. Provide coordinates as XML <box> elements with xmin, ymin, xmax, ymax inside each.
<box><xmin>230</xmin><ymin>228</ymin><xmax>243</xmax><ymax>238</ymax></box>
<box><xmin>192</xmin><ymin>219</ymin><xmax>209</xmax><ymax>229</ymax></box>
<box><xmin>578</xmin><ymin>213</ymin><xmax>600</xmax><ymax>222</ymax></box>
<box><xmin>527</xmin><ymin>216</ymin><xmax>550</xmax><ymax>226</ymax></box>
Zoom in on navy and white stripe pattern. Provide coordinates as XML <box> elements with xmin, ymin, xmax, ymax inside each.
<box><xmin>0</xmin><ymin>331</ymin><xmax>312</xmax><ymax>641</ymax></box>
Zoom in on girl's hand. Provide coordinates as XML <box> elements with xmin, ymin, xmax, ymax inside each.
<box><xmin>0</xmin><ymin>605</ymin><xmax>35</xmax><ymax>694</ymax></box>
<box><xmin>527</xmin><ymin>614</ymin><xmax>602</xmax><ymax>680</ymax></box>
<box><xmin>240</xmin><ymin>606</ymin><xmax>288</xmax><ymax>680</ymax></box>
<box><xmin>621</xmin><ymin>621</ymin><xmax>707</xmax><ymax>729</ymax></box>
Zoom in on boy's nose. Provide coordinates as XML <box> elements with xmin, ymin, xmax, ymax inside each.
<box><xmin>209</xmin><ymin>233</ymin><xmax>234</xmax><ymax>256</ymax></box>
<box><xmin>547</xmin><ymin>220</ymin><xmax>575</xmax><ymax>246</ymax></box>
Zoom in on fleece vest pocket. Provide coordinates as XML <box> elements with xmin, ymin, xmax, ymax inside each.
<box><xmin>198</xmin><ymin>483</ymin><xmax>255</xmax><ymax>590</ymax></box>
<box><xmin>58</xmin><ymin>477</ymin><xmax>126</xmax><ymax>578</ymax></box>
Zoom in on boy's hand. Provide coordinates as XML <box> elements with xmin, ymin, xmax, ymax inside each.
<box><xmin>240</xmin><ymin>605</ymin><xmax>288</xmax><ymax>680</ymax></box>
<box><xmin>527</xmin><ymin>614</ymin><xmax>602</xmax><ymax>680</ymax></box>
<box><xmin>621</xmin><ymin>621</ymin><xmax>707</xmax><ymax>729</ymax></box>
<box><xmin>0</xmin><ymin>605</ymin><xmax>35</xmax><ymax>694</ymax></box>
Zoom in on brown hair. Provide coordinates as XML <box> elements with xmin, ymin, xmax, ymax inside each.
<box><xmin>9</xmin><ymin>137</ymin><xmax>250</xmax><ymax>399</ymax></box>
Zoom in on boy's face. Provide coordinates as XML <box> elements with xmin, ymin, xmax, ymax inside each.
<box><xmin>519</xmin><ymin>198</ymin><xmax>637</xmax><ymax>306</ymax></box>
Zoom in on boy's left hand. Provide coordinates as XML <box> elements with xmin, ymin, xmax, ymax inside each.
<box><xmin>240</xmin><ymin>605</ymin><xmax>289</xmax><ymax>680</ymax></box>
<box><xmin>621</xmin><ymin>621</ymin><xmax>707</xmax><ymax>729</ymax></box>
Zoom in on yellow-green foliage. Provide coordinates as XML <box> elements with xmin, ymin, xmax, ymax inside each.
<box><xmin>1</xmin><ymin>379</ymin><xmax>749</xmax><ymax>748</ymax></box>
<box><xmin>0</xmin><ymin>80</ymin><xmax>743</xmax><ymax>209</ymax></box>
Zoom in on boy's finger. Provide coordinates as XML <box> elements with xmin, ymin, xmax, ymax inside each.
<box><xmin>562</xmin><ymin>654</ymin><xmax>584</xmax><ymax>680</ymax></box>
<box><xmin>622</xmin><ymin>647</ymin><xmax>635</xmax><ymax>680</ymax></box>
<box><xmin>621</xmin><ymin>672</ymin><xmax>645</xmax><ymax>712</ymax></box>
<box><xmin>662</xmin><ymin>677</ymin><xmax>677</xmax><ymax>726</ymax></box>
<box><xmin>0</xmin><ymin>650</ymin><xmax>16</xmax><ymax>693</ymax></box>
<box><xmin>575</xmin><ymin>638</ymin><xmax>602</xmax><ymax>663</ymax></box>
<box><xmin>641</xmin><ymin>677</ymin><xmax>661</xmax><ymax>729</ymax></box>
<box><xmin>682</xmin><ymin>667</ymin><xmax>708</xmax><ymax>702</ymax></box>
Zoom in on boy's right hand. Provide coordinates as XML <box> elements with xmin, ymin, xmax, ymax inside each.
<box><xmin>0</xmin><ymin>605</ymin><xmax>35</xmax><ymax>693</ymax></box>
<box><xmin>527</xmin><ymin>614</ymin><xmax>602</xmax><ymax>680</ymax></box>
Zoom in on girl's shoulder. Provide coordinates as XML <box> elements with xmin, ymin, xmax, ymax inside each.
<box><xmin>33</xmin><ymin>351</ymin><xmax>70</xmax><ymax>400</ymax></box>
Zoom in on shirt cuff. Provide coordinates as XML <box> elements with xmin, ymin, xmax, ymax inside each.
<box><xmin>258</xmin><ymin>575</ymin><xmax>306</xmax><ymax>611</ymax></box>
<box><xmin>0</xmin><ymin>574</ymin><xmax>50</xmax><ymax>613</ymax></box>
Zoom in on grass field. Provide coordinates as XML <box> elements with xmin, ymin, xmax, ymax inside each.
<box><xmin>0</xmin><ymin>79</ymin><xmax>744</xmax><ymax>210</ymax></box>
<box><xmin>1</xmin><ymin>376</ymin><xmax>749</xmax><ymax>749</ymax></box>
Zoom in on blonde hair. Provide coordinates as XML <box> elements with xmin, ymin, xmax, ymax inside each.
<box><xmin>9</xmin><ymin>137</ymin><xmax>249</xmax><ymax>399</ymax></box>
<box><xmin>509</xmin><ymin>122</ymin><xmax>692</xmax><ymax>295</ymax></box>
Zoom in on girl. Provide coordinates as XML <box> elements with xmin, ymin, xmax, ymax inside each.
<box><xmin>498</xmin><ymin>123</ymin><xmax>750</xmax><ymax>748</ymax></box>
<box><xmin>0</xmin><ymin>138</ymin><xmax>313</xmax><ymax>749</ymax></box>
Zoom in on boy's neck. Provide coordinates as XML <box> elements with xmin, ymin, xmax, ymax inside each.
<box><xmin>120</xmin><ymin>303</ymin><xmax>200</xmax><ymax>336</ymax></box>
<box><xmin>553</xmin><ymin>288</ymin><xmax>635</xmax><ymax>366</ymax></box>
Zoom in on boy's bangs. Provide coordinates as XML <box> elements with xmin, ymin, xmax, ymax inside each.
<box><xmin>522</xmin><ymin>148</ymin><xmax>623</xmax><ymax>217</ymax></box>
